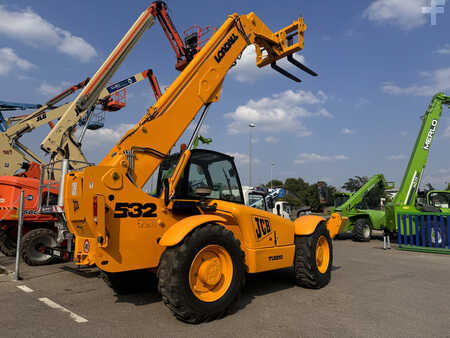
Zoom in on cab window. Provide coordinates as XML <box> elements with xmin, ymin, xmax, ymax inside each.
<box><xmin>173</xmin><ymin>150</ymin><xmax>244</xmax><ymax>204</ymax></box>
<box><xmin>248</xmin><ymin>192</ymin><xmax>267</xmax><ymax>211</ymax></box>
<box><xmin>429</xmin><ymin>192</ymin><xmax>450</xmax><ymax>208</ymax></box>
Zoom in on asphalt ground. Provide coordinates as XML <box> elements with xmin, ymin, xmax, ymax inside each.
<box><xmin>1</xmin><ymin>235</ymin><xmax>449</xmax><ymax>337</ymax></box>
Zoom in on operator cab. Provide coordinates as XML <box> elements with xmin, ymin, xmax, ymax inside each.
<box><xmin>156</xmin><ymin>149</ymin><xmax>244</xmax><ymax>204</ymax></box>
<box><xmin>427</xmin><ymin>191</ymin><xmax>450</xmax><ymax>211</ymax></box>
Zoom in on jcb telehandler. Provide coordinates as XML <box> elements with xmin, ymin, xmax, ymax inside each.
<box><xmin>50</xmin><ymin>3</ymin><xmax>342</xmax><ymax>323</ymax></box>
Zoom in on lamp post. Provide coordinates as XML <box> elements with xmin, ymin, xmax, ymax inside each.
<box><xmin>270</xmin><ymin>162</ymin><xmax>275</xmax><ymax>189</ymax></box>
<box><xmin>248</xmin><ymin>123</ymin><xmax>256</xmax><ymax>186</ymax></box>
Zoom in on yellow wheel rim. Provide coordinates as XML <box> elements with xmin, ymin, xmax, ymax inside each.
<box><xmin>189</xmin><ymin>244</ymin><xmax>233</xmax><ymax>302</ymax></box>
<box><xmin>315</xmin><ymin>236</ymin><xmax>330</xmax><ymax>274</ymax></box>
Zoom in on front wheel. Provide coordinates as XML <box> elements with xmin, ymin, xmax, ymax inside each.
<box><xmin>157</xmin><ymin>223</ymin><xmax>245</xmax><ymax>323</ymax></box>
<box><xmin>294</xmin><ymin>222</ymin><xmax>332</xmax><ymax>289</ymax></box>
<box><xmin>21</xmin><ymin>228</ymin><xmax>59</xmax><ymax>266</ymax></box>
<box><xmin>352</xmin><ymin>218</ymin><xmax>372</xmax><ymax>242</ymax></box>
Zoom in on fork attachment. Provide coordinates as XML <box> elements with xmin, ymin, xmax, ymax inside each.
<box><xmin>252</xmin><ymin>16</ymin><xmax>318</xmax><ymax>82</ymax></box>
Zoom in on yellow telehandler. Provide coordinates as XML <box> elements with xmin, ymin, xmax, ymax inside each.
<box><xmin>49</xmin><ymin>2</ymin><xmax>342</xmax><ymax>323</ymax></box>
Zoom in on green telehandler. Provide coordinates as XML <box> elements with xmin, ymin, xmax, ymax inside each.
<box><xmin>331</xmin><ymin>174</ymin><xmax>394</xmax><ymax>241</ymax></box>
<box><xmin>384</xmin><ymin>93</ymin><xmax>450</xmax><ymax>252</ymax></box>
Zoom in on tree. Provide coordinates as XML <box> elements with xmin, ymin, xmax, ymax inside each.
<box><xmin>447</xmin><ymin>182</ymin><xmax>450</xmax><ymax>191</ymax></box>
<box><xmin>365</xmin><ymin>182</ymin><xmax>385</xmax><ymax>209</ymax></box>
<box><xmin>284</xmin><ymin>177</ymin><xmax>309</xmax><ymax>206</ymax></box>
<box><xmin>425</xmin><ymin>183</ymin><xmax>435</xmax><ymax>191</ymax></box>
<box><xmin>342</xmin><ymin>176</ymin><xmax>368</xmax><ymax>192</ymax></box>
<box><xmin>342</xmin><ymin>176</ymin><xmax>385</xmax><ymax>209</ymax></box>
<box><xmin>263</xmin><ymin>176</ymin><xmax>338</xmax><ymax>210</ymax></box>
<box><xmin>266</xmin><ymin>179</ymin><xmax>283</xmax><ymax>188</ymax></box>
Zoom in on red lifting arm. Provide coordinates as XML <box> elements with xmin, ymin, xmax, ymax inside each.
<box><xmin>144</xmin><ymin>69</ymin><xmax>162</xmax><ymax>100</ymax></box>
<box><xmin>149</xmin><ymin>1</ymin><xmax>193</xmax><ymax>71</ymax></box>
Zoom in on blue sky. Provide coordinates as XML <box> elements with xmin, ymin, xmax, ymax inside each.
<box><xmin>0</xmin><ymin>0</ymin><xmax>449</xmax><ymax>190</ymax></box>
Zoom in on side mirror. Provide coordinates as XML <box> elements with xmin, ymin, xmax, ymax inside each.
<box><xmin>163</xmin><ymin>178</ymin><xmax>170</xmax><ymax>206</ymax></box>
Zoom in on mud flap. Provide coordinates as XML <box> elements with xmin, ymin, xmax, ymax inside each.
<box><xmin>326</xmin><ymin>213</ymin><xmax>346</xmax><ymax>239</ymax></box>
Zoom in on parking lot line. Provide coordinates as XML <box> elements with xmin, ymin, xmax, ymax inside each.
<box><xmin>16</xmin><ymin>285</ymin><xmax>34</xmax><ymax>293</ymax></box>
<box><xmin>38</xmin><ymin>297</ymin><xmax>88</xmax><ymax>323</ymax></box>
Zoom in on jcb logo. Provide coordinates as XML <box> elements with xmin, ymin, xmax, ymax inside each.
<box><xmin>36</xmin><ymin>113</ymin><xmax>47</xmax><ymax>122</ymax></box>
<box><xmin>254</xmin><ymin>216</ymin><xmax>271</xmax><ymax>239</ymax></box>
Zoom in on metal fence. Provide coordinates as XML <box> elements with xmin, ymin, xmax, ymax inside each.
<box><xmin>397</xmin><ymin>213</ymin><xmax>450</xmax><ymax>254</ymax></box>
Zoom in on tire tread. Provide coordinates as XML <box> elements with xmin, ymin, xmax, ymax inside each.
<box><xmin>157</xmin><ymin>223</ymin><xmax>245</xmax><ymax>323</ymax></box>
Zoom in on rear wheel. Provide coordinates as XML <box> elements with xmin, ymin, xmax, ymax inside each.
<box><xmin>352</xmin><ymin>218</ymin><xmax>372</xmax><ymax>242</ymax></box>
<box><xmin>294</xmin><ymin>222</ymin><xmax>332</xmax><ymax>289</ymax></box>
<box><xmin>21</xmin><ymin>228</ymin><xmax>59</xmax><ymax>266</ymax></box>
<box><xmin>0</xmin><ymin>228</ymin><xmax>17</xmax><ymax>256</ymax></box>
<box><xmin>157</xmin><ymin>223</ymin><xmax>245</xmax><ymax>323</ymax></box>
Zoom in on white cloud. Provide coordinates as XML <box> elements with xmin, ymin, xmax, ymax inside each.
<box><xmin>230</xmin><ymin>46</ymin><xmax>307</xmax><ymax>83</ymax></box>
<box><xmin>386</xmin><ymin>154</ymin><xmax>407</xmax><ymax>160</ymax></box>
<box><xmin>0</xmin><ymin>5</ymin><xmax>97</xmax><ymax>62</ymax></box>
<box><xmin>187</xmin><ymin>123</ymin><xmax>210</xmax><ymax>136</ymax></box>
<box><xmin>0</xmin><ymin>47</ymin><xmax>34</xmax><ymax>75</ymax></box>
<box><xmin>381</xmin><ymin>67</ymin><xmax>450</xmax><ymax>96</ymax></box>
<box><xmin>435</xmin><ymin>44</ymin><xmax>450</xmax><ymax>55</ymax></box>
<box><xmin>79</xmin><ymin>123</ymin><xmax>135</xmax><ymax>148</ymax></box>
<box><xmin>226</xmin><ymin>152</ymin><xmax>260</xmax><ymax>165</ymax></box>
<box><xmin>363</xmin><ymin>0</ymin><xmax>427</xmax><ymax>30</ymax></box>
<box><xmin>294</xmin><ymin>153</ymin><xmax>349</xmax><ymax>164</ymax></box>
<box><xmin>400</xmin><ymin>131</ymin><xmax>408</xmax><ymax>137</ymax></box>
<box><xmin>226</xmin><ymin>89</ymin><xmax>331</xmax><ymax>135</ymax></box>
<box><xmin>341</xmin><ymin>128</ymin><xmax>355</xmax><ymax>135</ymax></box>
<box><xmin>264</xmin><ymin>136</ymin><xmax>279</xmax><ymax>144</ymax></box>
<box><xmin>38</xmin><ymin>81</ymin><xmax>71</xmax><ymax>96</ymax></box>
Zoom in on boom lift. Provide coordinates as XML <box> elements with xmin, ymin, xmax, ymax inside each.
<box><xmin>385</xmin><ymin>93</ymin><xmax>450</xmax><ymax>244</ymax></box>
<box><xmin>0</xmin><ymin>70</ymin><xmax>159</xmax><ymax>263</ymax></box>
<box><xmin>332</xmin><ymin>174</ymin><xmax>394</xmax><ymax>242</ymax></box>
<box><xmin>0</xmin><ymin>101</ymin><xmax>41</xmax><ymax>132</ymax></box>
<box><xmin>0</xmin><ymin>79</ymin><xmax>89</xmax><ymax>177</ymax></box>
<box><xmin>0</xmin><ymin>69</ymin><xmax>161</xmax><ymax>178</ymax></box>
<box><xmin>58</xmin><ymin>5</ymin><xmax>343</xmax><ymax>323</ymax></box>
<box><xmin>39</xmin><ymin>1</ymin><xmax>211</xmax><ymax>162</ymax></box>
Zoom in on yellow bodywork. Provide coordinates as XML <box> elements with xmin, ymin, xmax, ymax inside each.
<box><xmin>63</xmin><ymin>10</ymin><xmax>322</xmax><ymax>275</ymax></box>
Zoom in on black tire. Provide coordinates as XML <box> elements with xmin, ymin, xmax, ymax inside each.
<box><xmin>0</xmin><ymin>228</ymin><xmax>17</xmax><ymax>256</ymax></box>
<box><xmin>21</xmin><ymin>228</ymin><xmax>59</xmax><ymax>266</ymax></box>
<box><xmin>157</xmin><ymin>223</ymin><xmax>245</xmax><ymax>323</ymax></box>
<box><xmin>102</xmin><ymin>269</ymin><xmax>157</xmax><ymax>294</ymax></box>
<box><xmin>352</xmin><ymin>218</ymin><xmax>372</xmax><ymax>242</ymax></box>
<box><xmin>294</xmin><ymin>221</ymin><xmax>332</xmax><ymax>289</ymax></box>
